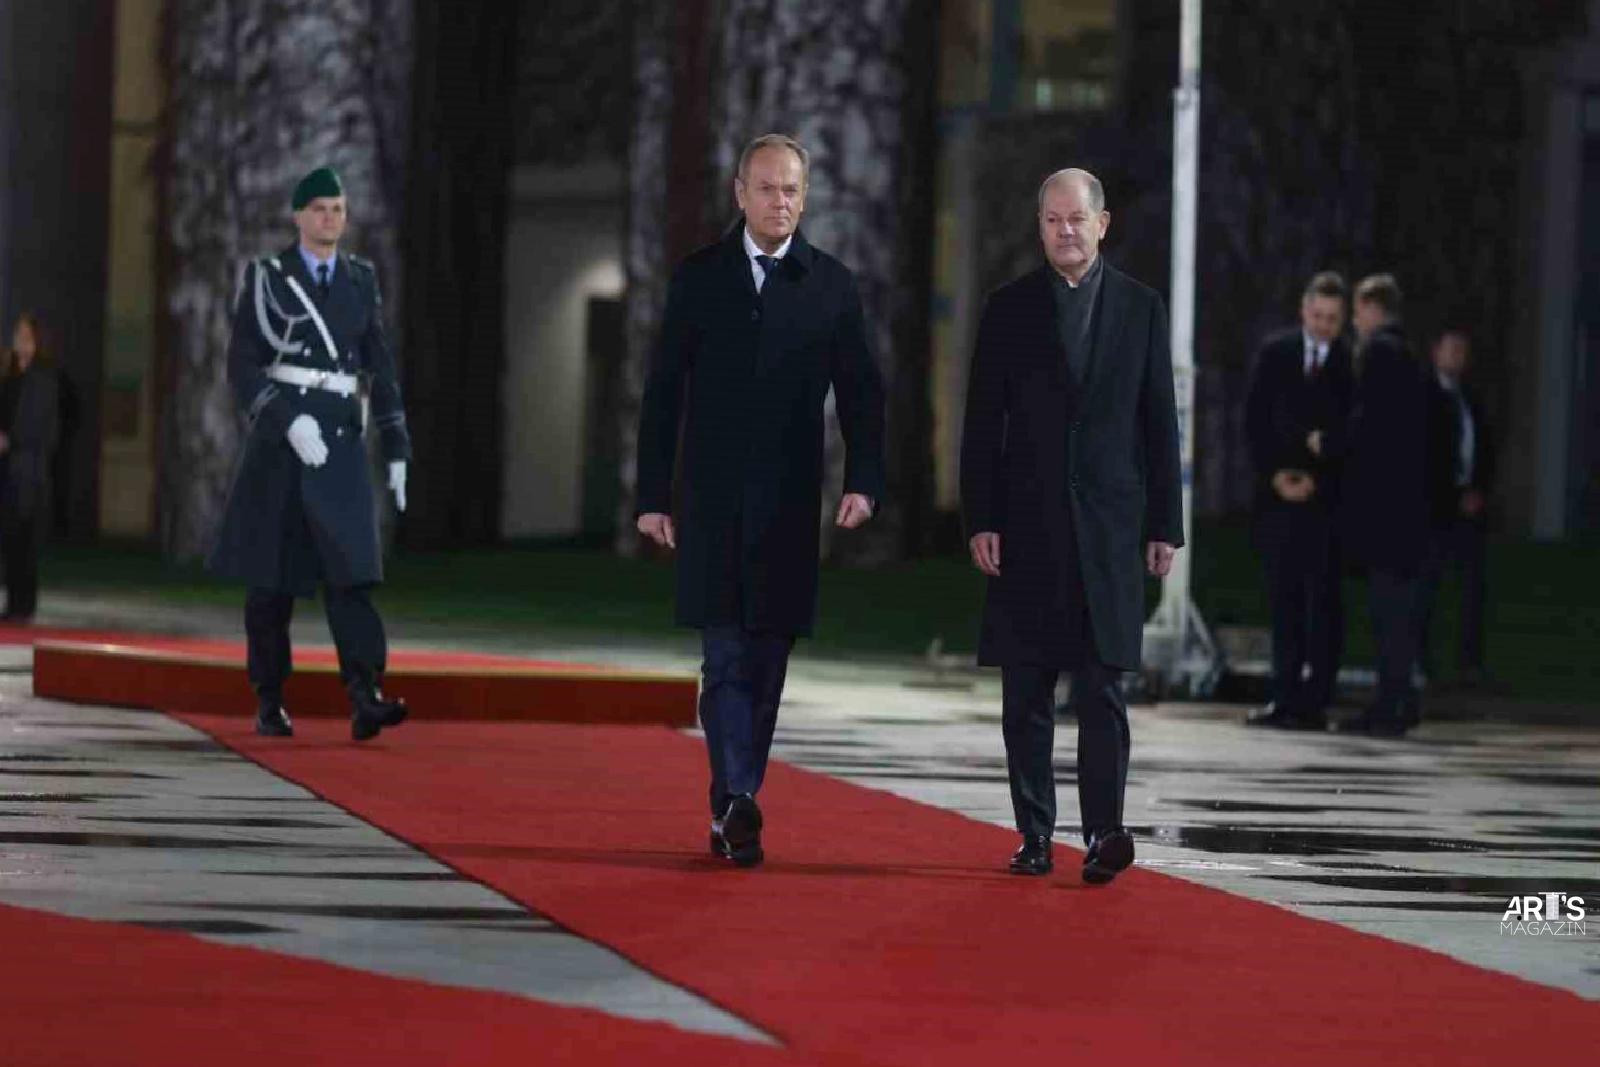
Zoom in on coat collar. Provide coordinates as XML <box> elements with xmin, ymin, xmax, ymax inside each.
<box><xmin>279</xmin><ymin>243</ymin><xmax>351</xmax><ymax>305</ymax></box>
<box><xmin>1031</xmin><ymin>259</ymin><xmax>1130</xmax><ymax>396</ymax></box>
<box><xmin>721</xmin><ymin>222</ymin><xmax>817</xmax><ymax>292</ymax></box>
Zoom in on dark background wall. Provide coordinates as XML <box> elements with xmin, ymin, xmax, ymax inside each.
<box><xmin>0</xmin><ymin>0</ymin><xmax>113</xmax><ymax>541</ymax></box>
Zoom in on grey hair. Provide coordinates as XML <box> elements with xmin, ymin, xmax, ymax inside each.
<box><xmin>737</xmin><ymin>133</ymin><xmax>810</xmax><ymax>183</ymax></box>
<box><xmin>1037</xmin><ymin>168</ymin><xmax>1105</xmax><ymax>213</ymax></box>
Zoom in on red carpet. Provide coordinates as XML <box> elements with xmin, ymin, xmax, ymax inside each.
<box><xmin>0</xmin><ymin>902</ymin><xmax>829</xmax><ymax>1067</ymax></box>
<box><xmin>171</xmin><ymin>713</ymin><xmax>1598</xmax><ymax>1065</ymax></box>
<box><xmin>23</xmin><ymin>626</ymin><xmax>697</xmax><ymax>726</ymax></box>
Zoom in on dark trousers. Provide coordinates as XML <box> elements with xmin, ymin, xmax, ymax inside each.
<box><xmin>1416</xmin><ymin>518</ymin><xmax>1486</xmax><ymax>674</ymax></box>
<box><xmin>246</xmin><ymin>584</ymin><xmax>387</xmax><ymax>706</ymax></box>
<box><xmin>1368</xmin><ymin>568</ymin><xmax>1419</xmax><ymax>715</ymax></box>
<box><xmin>1263</xmin><ymin>509</ymin><xmax>1343</xmax><ymax>714</ymax></box>
<box><xmin>698</xmin><ymin>626</ymin><xmax>794</xmax><ymax>818</ymax></box>
<box><xmin>1001</xmin><ymin>656</ymin><xmax>1128</xmax><ymax>843</ymax></box>
<box><xmin>0</xmin><ymin>508</ymin><xmax>40</xmax><ymax>617</ymax></box>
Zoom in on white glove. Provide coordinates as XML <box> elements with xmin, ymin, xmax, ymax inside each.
<box><xmin>388</xmin><ymin>461</ymin><xmax>407</xmax><ymax>512</ymax></box>
<box><xmin>285</xmin><ymin>414</ymin><xmax>328</xmax><ymax>468</ymax></box>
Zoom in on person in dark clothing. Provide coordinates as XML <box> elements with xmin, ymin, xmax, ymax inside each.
<box><xmin>0</xmin><ymin>312</ymin><xmax>61</xmax><ymax>622</ymax></box>
<box><xmin>635</xmin><ymin>134</ymin><xmax>886</xmax><ymax>868</ymax></box>
<box><xmin>1244</xmin><ymin>271</ymin><xmax>1355</xmax><ymax>731</ymax></box>
<box><xmin>960</xmin><ymin>168</ymin><xmax>1183</xmax><ymax>885</ymax></box>
<box><xmin>1417</xmin><ymin>327</ymin><xmax>1494</xmax><ymax>685</ymax></box>
<box><xmin>1339</xmin><ymin>275</ymin><xmax>1430</xmax><ymax>736</ymax></box>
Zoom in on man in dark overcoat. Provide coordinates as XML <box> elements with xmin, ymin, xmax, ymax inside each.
<box><xmin>1244</xmin><ymin>271</ymin><xmax>1355</xmax><ymax>732</ymax></box>
<box><xmin>960</xmin><ymin>168</ymin><xmax>1182</xmax><ymax>885</ymax></box>
<box><xmin>1339</xmin><ymin>273</ymin><xmax>1429</xmax><ymax>736</ymax></box>
<box><xmin>635</xmin><ymin>134</ymin><xmax>886</xmax><ymax>867</ymax></box>
<box><xmin>209</xmin><ymin>166</ymin><xmax>412</xmax><ymax>742</ymax></box>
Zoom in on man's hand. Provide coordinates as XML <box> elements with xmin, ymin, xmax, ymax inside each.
<box><xmin>1271</xmin><ymin>469</ymin><xmax>1315</xmax><ymax>503</ymax></box>
<box><xmin>1147</xmin><ymin>541</ymin><xmax>1177</xmax><ymax>578</ymax></box>
<box><xmin>969</xmin><ymin>532</ymin><xmax>1001</xmax><ymax>577</ymax></box>
<box><xmin>835</xmin><ymin>493</ymin><xmax>874</xmax><ymax>529</ymax></box>
<box><xmin>637</xmin><ymin>512</ymin><xmax>676</xmax><ymax>549</ymax></box>
<box><xmin>388</xmin><ymin>461</ymin><xmax>407</xmax><ymax>513</ymax></box>
<box><xmin>1306</xmin><ymin>430</ymin><xmax>1324</xmax><ymax>457</ymax></box>
<box><xmin>285</xmin><ymin>414</ymin><xmax>328</xmax><ymax>468</ymax></box>
<box><xmin>1460</xmin><ymin>488</ymin><xmax>1485</xmax><ymax>518</ymax></box>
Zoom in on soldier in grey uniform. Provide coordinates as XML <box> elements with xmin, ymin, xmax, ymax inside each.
<box><xmin>208</xmin><ymin>166</ymin><xmax>412</xmax><ymax>742</ymax></box>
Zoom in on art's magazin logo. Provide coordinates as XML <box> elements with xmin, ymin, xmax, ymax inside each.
<box><xmin>1500</xmin><ymin>894</ymin><xmax>1588</xmax><ymax>937</ymax></box>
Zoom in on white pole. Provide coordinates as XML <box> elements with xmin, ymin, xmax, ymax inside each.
<box><xmin>1147</xmin><ymin>0</ymin><xmax>1213</xmax><ymax>691</ymax></box>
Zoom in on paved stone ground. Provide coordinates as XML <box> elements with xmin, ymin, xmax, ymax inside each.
<box><xmin>2</xmin><ymin>591</ymin><xmax>1596</xmax><ymax>1033</ymax></box>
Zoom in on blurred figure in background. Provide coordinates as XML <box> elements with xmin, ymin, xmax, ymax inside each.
<box><xmin>1339</xmin><ymin>275</ymin><xmax>1429</xmax><ymax>736</ymax></box>
<box><xmin>1245</xmin><ymin>271</ymin><xmax>1354</xmax><ymax>731</ymax></box>
<box><xmin>0</xmin><ymin>312</ymin><xmax>62</xmax><ymax>622</ymax></box>
<box><xmin>1417</xmin><ymin>326</ymin><xmax>1494</xmax><ymax>687</ymax></box>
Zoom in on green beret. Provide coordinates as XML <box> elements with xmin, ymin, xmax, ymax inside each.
<box><xmin>291</xmin><ymin>166</ymin><xmax>343</xmax><ymax>210</ymax></box>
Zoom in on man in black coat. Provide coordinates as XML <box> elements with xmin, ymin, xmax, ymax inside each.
<box><xmin>635</xmin><ymin>134</ymin><xmax>886</xmax><ymax>867</ymax></box>
<box><xmin>1244</xmin><ymin>271</ymin><xmax>1355</xmax><ymax>731</ymax></box>
<box><xmin>1417</xmin><ymin>327</ymin><xmax>1494</xmax><ymax>684</ymax></box>
<box><xmin>960</xmin><ymin>169</ymin><xmax>1183</xmax><ymax>885</ymax></box>
<box><xmin>1339</xmin><ymin>274</ymin><xmax>1429</xmax><ymax>736</ymax></box>
<box><xmin>208</xmin><ymin>166</ymin><xmax>412</xmax><ymax>742</ymax></box>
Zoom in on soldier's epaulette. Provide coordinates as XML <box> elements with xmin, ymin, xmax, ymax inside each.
<box><xmin>347</xmin><ymin>254</ymin><xmax>376</xmax><ymax>276</ymax></box>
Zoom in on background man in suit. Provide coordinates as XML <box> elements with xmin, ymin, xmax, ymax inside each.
<box><xmin>1417</xmin><ymin>327</ymin><xmax>1494</xmax><ymax>686</ymax></box>
<box><xmin>1244</xmin><ymin>271</ymin><xmax>1355</xmax><ymax>731</ymax></box>
<box><xmin>635</xmin><ymin>134</ymin><xmax>886</xmax><ymax>868</ymax></box>
<box><xmin>208</xmin><ymin>166</ymin><xmax>412</xmax><ymax>743</ymax></box>
<box><xmin>960</xmin><ymin>168</ymin><xmax>1182</xmax><ymax>885</ymax></box>
<box><xmin>1339</xmin><ymin>273</ymin><xmax>1429</xmax><ymax>736</ymax></box>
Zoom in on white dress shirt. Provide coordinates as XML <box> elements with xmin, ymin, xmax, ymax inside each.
<box><xmin>1302</xmin><ymin>331</ymin><xmax>1329</xmax><ymax>376</ymax></box>
<box><xmin>743</xmin><ymin>228</ymin><xmax>793</xmax><ymax>292</ymax></box>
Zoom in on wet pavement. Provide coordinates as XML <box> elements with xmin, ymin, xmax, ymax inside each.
<box><xmin>2</xmin><ymin>595</ymin><xmax>1598</xmax><ymax>1012</ymax></box>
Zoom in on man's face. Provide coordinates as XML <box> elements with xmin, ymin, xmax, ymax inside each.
<box><xmin>1300</xmin><ymin>294</ymin><xmax>1345</xmax><ymax>345</ymax></box>
<box><xmin>1039</xmin><ymin>179</ymin><xmax>1109</xmax><ymax>279</ymax></box>
<box><xmin>295</xmin><ymin>196</ymin><xmax>347</xmax><ymax>250</ymax></box>
<box><xmin>1433</xmin><ymin>332</ymin><xmax>1469</xmax><ymax>377</ymax></box>
<box><xmin>735</xmin><ymin>147</ymin><xmax>806</xmax><ymax>247</ymax></box>
<box><xmin>1352</xmin><ymin>298</ymin><xmax>1388</xmax><ymax>341</ymax></box>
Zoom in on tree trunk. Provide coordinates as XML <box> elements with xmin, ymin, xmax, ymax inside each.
<box><xmin>159</xmin><ymin>0</ymin><xmax>411</xmax><ymax>561</ymax></box>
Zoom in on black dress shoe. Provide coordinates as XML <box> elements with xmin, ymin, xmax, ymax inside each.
<box><xmin>1246</xmin><ymin>703</ymin><xmax>1326</xmax><ymax>731</ymax></box>
<box><xmin>1336</xmin><ymin>706</ymin><xmax>1410</xmax><ymax>737</ymax></box>
<box><xmin>720</xmin><ymin>795</ymin><xmax>764</xmax><ymax>867</ymax></box>
<box><xmin>709</xmin><ymin>823</ymin><xmax>728</xmax><ymax>859</ymax></box>
<box><xmin>1083</xmin><ymin>828</ymin><xmax>1134</xmax><ymax>885</ymax></box>
<box><xmin>1008</xmin><ymin>835</ymin><xmax>1053</xmax><ymax>876</ymax></box>
<box><xmin>350</xmin><ymin>690</ymin><xmax>407</xmax><ymax>742</ymax></box>
<box><xmin>254</xmin><ymin>704</ymin><xmax>294</xmax><ymax>738</ymax></box>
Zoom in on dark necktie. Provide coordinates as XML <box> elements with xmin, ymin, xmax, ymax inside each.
<box><xmin>754</xmin><ymin>254</ymin><xmax>777</xmax><ymax>293</ymax></box>
<box><xmin>1306</xmin><ymin>344</ymin><xmax>1321</xmax><ymax>379</ymax></box>
<box><xmin>316</xmin><ymin>263</ymin><xmax>331</xmax><ymax>300</ymax></box>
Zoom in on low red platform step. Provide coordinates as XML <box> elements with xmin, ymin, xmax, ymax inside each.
<box><xmin>30</xmin><ymin>634</ymin><xmax>697</xmax><ymax>726</ymax></box>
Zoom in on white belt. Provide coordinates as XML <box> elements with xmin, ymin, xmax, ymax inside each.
<box><xmin>268</xmin><ymin>365</ymin><xmax>360</xmax><ymax>398</ymax></box>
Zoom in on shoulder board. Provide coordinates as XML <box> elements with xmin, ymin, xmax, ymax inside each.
<box><xmin>347</xmin><ymin>254</ymin><xmax>376</xmax><ymax>274</ymax></box>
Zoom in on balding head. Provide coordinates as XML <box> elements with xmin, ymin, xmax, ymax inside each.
<box><xmin>1038</xmin><ymin>168</ymin><xmax>1105</xmax><ymax>214</ymax></box>
<box><xmin>1038</xmin><ymin>168</ymin><xmax>1109</xmax><ymax>283</ymax></box>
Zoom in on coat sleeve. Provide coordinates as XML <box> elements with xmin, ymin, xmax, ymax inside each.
<box><xmin>959</xmin><ymin>295</ymin><xmax>1007</xmax><ymax>538</ymax></box>
<box><xmin>357</xmin><ymin>262</ymin><xmax>412</xmax><ymax>462</ymax></box>
<box><xmin>229</xmin><ymin>260</ymin><xmax>297</xmax><ymax>441</ymax></box>
<box><xmin>635</xmin><ymin>268</ymin><xmax>695</xmax><ymax>517</ymax></box>
<box><xmin>1140</xmin><ymin>294</ymin><xmax>1184</xmax><ymax>547</ymax></box>
<box><xmin>1243</xmin><ymin>340</ymin><xmax>1281</xmax><ymax>481</ymax></box>
<box><xmin>829</xmin><ymin>276</ymin><xmax>887</xmax><ymax>504</ymax></box>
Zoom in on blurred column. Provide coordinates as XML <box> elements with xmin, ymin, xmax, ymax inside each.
<box><xmin>99</xmin><ymin>0</ymin><xmax>163</xmax><ymax>538</ymax></box>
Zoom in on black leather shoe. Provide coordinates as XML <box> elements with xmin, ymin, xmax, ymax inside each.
<box><xmin>1246</xmin><ymin>703</ymin><xmax>1326</xmax><ymax>731</ymax></box>
<box><xmin>1336</xmin><ymin>706</ymin><xmax>1409</xmax><ymax>737</ymax></box>
<box><xmin>1008</xmin><ymin>835</ymin><xmax>1053</xmax><ymax>876</ymax></box>
<box><xmin>720</xmin><ymin>795</ymin><xmax>764</xmax><ymax>867</ymax></box>
<box><xmin>254</xmin><ymin>704</ymin><xmax>294</xmax><ymax>738</ymax></box>
<box><xmin>1083</xmin><ymin>828</ymin><xmax>1134</xmax><ymax>885</ymax></box>
<box><xmin>350</xmin><ymin>690</ymin><xmax>407</xmax><ymax>741</ymax></box>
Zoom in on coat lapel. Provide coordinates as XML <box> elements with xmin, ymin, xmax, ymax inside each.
<box><xmin>1079</xmin><ymin>261</ymin><xmax>1129</xmax><ymax>403</ymax></box>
